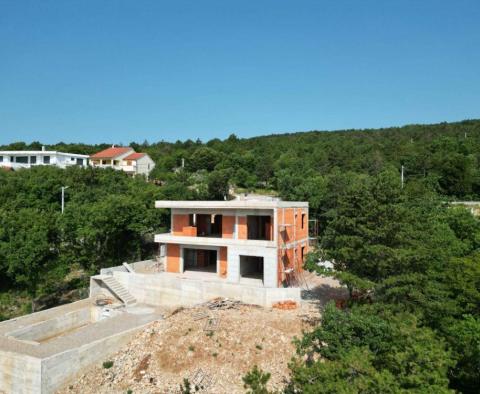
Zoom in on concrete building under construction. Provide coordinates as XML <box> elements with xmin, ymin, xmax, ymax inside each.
<box><xmin>155</xmin><ymin>197</ymin><xmax>309</xmax><ymax>288</ymax></box>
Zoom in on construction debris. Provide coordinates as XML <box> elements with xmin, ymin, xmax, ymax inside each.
<box><xmin>203</xmin><ymin>317</ymin><xmax>220</xmax><ymax>332</ymax></box>
<box><xmin>203</xmin><ymin>297</ymin><xmax>242</xmax><ymax>310</ymax></box>
<box><xmin>191</xmin><ymin>310</ymin><xmax>209</xmax><ymax>321</ymax></box>
<box><xmin>272</xmin><ymin>300</ymin><xmax>298</xmax><ymax>310</ymax></box>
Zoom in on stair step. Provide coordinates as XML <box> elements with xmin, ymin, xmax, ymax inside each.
<box><xmin>100</xmin><ymin>276</ymin><xmax>136</xmax><ymax>306</ymax></box>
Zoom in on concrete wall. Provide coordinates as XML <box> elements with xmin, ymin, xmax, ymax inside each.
<box><xmin>113</xmin><ymin>271</ymin><xmax>300</xmax><ymax>308</ymax></box>
<box><xmin>40</xmin><ymin>325</ymin><xmax>143</xmax><ymax>393</ymax></box>
<box><xmin>6</xmin><ymin>308</ymin><xmax>91</xmax><ymax>343</ymax></box>
<box><xmin>226</xmin><ymin>245</ymin><xmax>277</xmax><ymax>288</ymax></box>
<box><xmin>0</xmin><ymin>351</ymin><xmax>42</xmax><ymax>394</ymax></box>
<box><xmin>100</xmin><ymin>259</ymin><xmax>157</xmax><ymax>276</ymax></box>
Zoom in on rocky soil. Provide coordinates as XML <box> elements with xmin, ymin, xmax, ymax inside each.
<box><xmin>58</xmin><ymin>301</ymin><xmax>320</xmax><ymax>393</ymax></box>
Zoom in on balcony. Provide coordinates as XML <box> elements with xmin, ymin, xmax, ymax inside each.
<box><xmin>154</xmin><ymin>233</ymin><xmax>276</xmax><ymax>248</ymax></box>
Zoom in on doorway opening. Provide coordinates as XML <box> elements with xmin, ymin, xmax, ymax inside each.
<box><xmin>183</xmin><ymin>248</ymin><xmax>217</xmax><ymax>273</ymax></box>
<box><xmin>240</xmin><ymin>255</ymin><xmax>264</xmax><ymax>283</ymax></box>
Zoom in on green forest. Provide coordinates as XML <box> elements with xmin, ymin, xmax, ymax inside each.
<box><xmin>1</xmin><ymin>119</ymin><xmax>480</xmax><ymax>393</ymax></box>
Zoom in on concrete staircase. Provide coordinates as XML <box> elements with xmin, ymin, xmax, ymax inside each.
<box><xmin>101</xmin><ymin>276</ymin><xmax>136</xmax><ymax>306</ymax></box>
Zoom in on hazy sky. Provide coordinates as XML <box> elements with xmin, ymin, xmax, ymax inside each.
<box><xmin>1</xmin><ymin>0</ymin><xmax>479</xmax><ymax>144</ymax></box>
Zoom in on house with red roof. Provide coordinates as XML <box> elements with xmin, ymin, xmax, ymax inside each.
<box><xmin>90</xmin><ymin>145</ymin><xmax>155</xmax><ymax>177</ymax></box>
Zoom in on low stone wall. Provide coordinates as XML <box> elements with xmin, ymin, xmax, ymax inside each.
<box><xmin>113</xmin><ymin>271</ymin><xmax>301</xmax><ymax>307</ymax></box>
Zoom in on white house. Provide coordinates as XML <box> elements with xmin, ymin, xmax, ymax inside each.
<box><xmin>0</xmin><ymin>148</ymin><xmax>89</xmax><ymax>170</ymax></box>
<box><xmin>90</xmin><ymin>146</ymin><xmax>155</xmax><ymax>177</ymax></box>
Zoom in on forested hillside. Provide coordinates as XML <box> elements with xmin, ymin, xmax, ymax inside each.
<box><xmin>1</xmin><ymin>119</ymin><xmax>479</xmax><ymax>392</ymax></box>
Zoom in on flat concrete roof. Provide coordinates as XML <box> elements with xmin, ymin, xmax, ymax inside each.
<box><xmin>155</xmin><ymin>200</ymin><xmax>308</xmax><ymax>209</ymax></box>
<box><xmin>0</xmin><ymin>151</ymin><xmax>89</xmax><ymax>158</ymax></box>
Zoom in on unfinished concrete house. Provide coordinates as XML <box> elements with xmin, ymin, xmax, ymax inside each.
<box><xmin>155</xmin><ymin>198</ymin><xmax>309</xmax><ymax>289</ymax></box>
<box><xmin>89</xmin><ymin>197</ymin><xmax>309</xmax><ymax>309</ymax></box>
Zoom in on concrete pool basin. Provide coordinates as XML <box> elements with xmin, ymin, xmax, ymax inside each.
<box><xmin>0</xmin><ymin>299</ymin><xmax>165</xmax><ymax>393</ymax></box>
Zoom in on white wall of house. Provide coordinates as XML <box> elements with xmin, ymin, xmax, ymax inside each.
<box><xmin>132</xmin><ymin>155</ymin><xmax>155</xmax><ymax>176</ymax></box>
<box><xmin>0</xmin><ymin>151</ymin><xmax>89</xmax><ymax>169</ymax></box>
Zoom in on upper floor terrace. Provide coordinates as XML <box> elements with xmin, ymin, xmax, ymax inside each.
<box><xmin>154</xmin><ymin>199</ymin><xmax>309</xmax><ymax>247</ymax></box>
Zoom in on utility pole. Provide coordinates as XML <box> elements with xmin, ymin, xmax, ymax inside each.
<box><xmin>401</xmin><ymin>166</ymin><xmax>404</xmax><ymax>189</ymax></box>
<box><xmin>61</xmin><ymin>186</ymin><xmax>69</xmax><ymax>214</ymax></box>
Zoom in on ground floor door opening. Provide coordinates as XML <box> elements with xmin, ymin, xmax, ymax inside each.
<box><xmin>239</xmin><ymin>256</ymin><xmax>264</xmax><ymax>284</ymax></box>
<box><xmin>183</xmin><ymin>248</ymin><xmax>217</xmax><ymax>273</ymax></box>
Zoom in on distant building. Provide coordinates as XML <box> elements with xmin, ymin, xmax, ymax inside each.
<box><xmin>89</xmin><ymin>146</ymin><xmax>155</xmax><ymax>177</ymax></box>
<box><xmin>0</xmin><ymin>147</ymin><xmax>89</xmax><ymax>170</ymax></box>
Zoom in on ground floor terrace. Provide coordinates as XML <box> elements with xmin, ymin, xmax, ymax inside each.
<box><xmin>158</xmin><ymin>234</ymin><xmax>309</xmax><ymax>288</ymax></box>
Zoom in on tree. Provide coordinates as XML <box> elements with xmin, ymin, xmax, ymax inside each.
<box><xmin>0</xmin><ymin>208</ymin><xmax>59</xmax><ymax>300</ymax></box>
<box><xmin>292</xmin><ymin>302</ymin><xmax>453</xmax><ymax>393</ymax></box>
<box><xmin>243</xmin><ymin>365</ymin><xmax>272</xmax><ymax>394</ymax></box>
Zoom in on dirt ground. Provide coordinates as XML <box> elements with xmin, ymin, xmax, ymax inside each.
<box><xmin>58</xmin><ymin>273</ymin><xmax>346</xmax><ymax>394</ymax></box>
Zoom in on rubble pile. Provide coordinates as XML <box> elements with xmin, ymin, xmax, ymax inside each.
<box><xmin>58</xmin><ymin>299</ymin><xmax>319</xmax><ymax>393</ymax></box>
<box><xmin>272</xmin><ymin>300</ymin><xmax>298</xmax><ymax>310</ymax></box>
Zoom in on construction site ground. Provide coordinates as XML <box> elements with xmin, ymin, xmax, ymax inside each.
<box><xmin>58</xmin><ymin>273</ymin><xmax>347</xmax><ymax>394</ymax></box>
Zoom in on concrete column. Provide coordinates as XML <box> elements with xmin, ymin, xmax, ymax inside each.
<box><xmin>227</xmin><ymin>248</ymin><xmax>240</xmax><ymax>283</ymax></box>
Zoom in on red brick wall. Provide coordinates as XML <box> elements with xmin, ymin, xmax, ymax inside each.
<box><xmin>237</xmin><ymin>216</ymin><xmax>247</xmax><ymax>239</ymax></box>
<box><xmin>166</xmin><ymin>244</ymin><xmax>180</xmax><ymax>273</ymax></box>
<box><xmin>219</xmin><ymin>247</ymin><xmax>227</xmax><ymax>278</ymax></box>
<box><xmin>222</xmin><ymin>216</ymin><xmax>235</xmax><ymax>238</ymax></box>
<box><xmin>172</xmin><ymin>214</ymin><xmax>190</xmax><ymax>236</ymax></box>
<box><xmin>277</xmin><ymin>207</ymin><xmax>309</xmax><ymax>285</ymax></box>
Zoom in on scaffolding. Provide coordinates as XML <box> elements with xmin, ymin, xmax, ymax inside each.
<box><xmin>308</xmin><ymin>218</ymin><xmax>319</xmax><ymax>247</ymax></box>
<box><xmin>278</xmin><ymin>211</ymin><xmax>309</xmax><ymax>290</ymax></box>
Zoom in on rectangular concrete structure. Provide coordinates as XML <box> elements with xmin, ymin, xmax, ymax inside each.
<box><xmin>0</xmin><ymin>299</ymin><xmax>165</xmax><ymax>393</ymax></box>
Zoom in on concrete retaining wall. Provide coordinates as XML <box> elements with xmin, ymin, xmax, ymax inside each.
<box><xmin>100</xmin><ymin>259</ymin><xmax>157</xmax><ymax>276</ymax></box>
<box><xmin>41</xmin><ymin>325</ymin><xmax>144</xmax><ymax>393</ymax></box>
<box><xmin>113</xmin><ymin>271</ymin><xmax>300</xmax><ymax>307</ymax></box>
<box><xmin>0</xmin><ymin>351</ymin><xmax>42</xmax><ymax>394</ymax></box>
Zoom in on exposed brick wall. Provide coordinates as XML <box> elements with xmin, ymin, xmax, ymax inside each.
<box><xmin>172</xmin><ymin>214</ymin><xmax>190</xmax><ymax>235</ymax></box>
<box><xmin>166</xmin><ymin>244</ymin><xmax>180</xmax><ymax>273</ymax></box>
<box><xmin>237</xmin><ymin>216</ymin><xmax>247</xmax><ymax>239</ymax></box>
<box><xmin>277</xmin><ymin>207</ymin><xmax>309</xmax><ymax>285</ymax></box>
<box><xmin>183</xmin><ymin>226</ymin><xmax>197</xmax><ymax>236</ymax></box>
<box><xmin>295</xmin><ymin>208</ymin><xmax>309</xmax><ymax>240</ymax></box>
<box><xmin>222</xmin><ymin>216</ymin><xmax>235</xmax><ymax>238</ymax></box>
<box><xmin>219</xmin><ymin>247</ymin><xmax>227</xmax><ymax>278</ymax></box>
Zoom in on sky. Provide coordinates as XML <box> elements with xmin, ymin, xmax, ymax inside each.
<box><xmin>0</xmin><ymin>0</ymin><xmax>479</xmax><ymax>145</ymax></box>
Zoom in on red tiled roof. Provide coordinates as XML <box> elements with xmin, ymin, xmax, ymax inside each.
<box><xmin>90</xmin><ymin>147</ymin><xmax>132</xmax><ymax>159</ymax></box>
<box><xmin>123</xmin><ymin>152</ymin><xmax>146</xmax><ymax>161</ymax></box>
